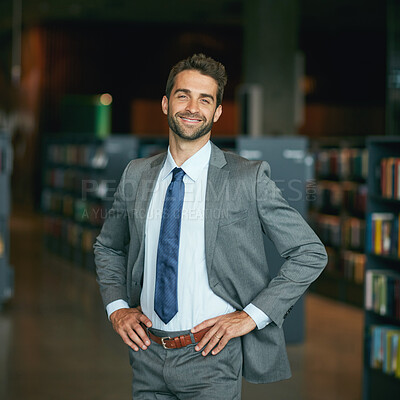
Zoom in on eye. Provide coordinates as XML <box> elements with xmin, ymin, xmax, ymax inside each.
<box><xmin>201</xmin><ymin>98</ymin><xmax>210</xmax><ymax>104</ymax></box>
<box><xmin>178</xmin><ymin>94</ymin><xmax>188</xmax><ymax>99</ymax></box>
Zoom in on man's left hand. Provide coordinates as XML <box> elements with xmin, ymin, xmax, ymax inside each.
<box><xmin>191</xmin><ymin>311</ymin><xmax>256</xmax><ymax>356</ymax></box>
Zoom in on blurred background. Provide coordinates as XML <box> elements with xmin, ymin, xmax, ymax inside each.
<box><xmin>0</xmin><ymin>1</ymin><xmax>398</xmax><ymax>399</ymax></box>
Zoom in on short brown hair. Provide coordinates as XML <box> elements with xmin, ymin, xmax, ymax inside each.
<box><xmin>165</xmin><ymin>54</ymin><xmax>227</xmax><ymax>107</ymax></box>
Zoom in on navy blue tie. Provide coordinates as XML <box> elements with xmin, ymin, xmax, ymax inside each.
<box><xmin>154</xmin><ymin>167</ymin><xmax>185</xmax><ymax>324</ymax></box>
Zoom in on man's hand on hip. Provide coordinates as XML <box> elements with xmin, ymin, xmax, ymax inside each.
<box><xmin>110</xmin><ymin>307</ymin><xmax>152</xmax><ymax>352</ymax></box>
<box><xmin>191</xmin><ymin>311</ymin><xmax>256</xmax><ymax>356</ymax></box>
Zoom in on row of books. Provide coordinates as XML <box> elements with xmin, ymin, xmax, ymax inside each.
<box><xmin>312</xmin><ymin>181</ymin><xmax>367</xmax><ymax>216</ymax></box>
<box><xmin>366</xmin><ymin>213</ymin><xmax>400</xmax><ymax>259</ymax></box>
<box><xmin>323</xmin><ymin>247</ymin><xmax>365</xmax><ymax>284</ymax></box>
<box><xmin>342</xmin><ymin>183</ymin><xmax>367</xmax><ymax>216</ymax></box>
<box><xmin>313</xmin><ymin>214</ymin><xmax>341</xmax><ymax>248</ymax></box>
<box><xmin>313</xmin><ymin>214</ymin><xmax>365</xmax><ymax>251</ymax></box>
<box><xmin>41</xmin><ymin>189</ymin><xmax>106</xmax><ymax>226</ymax></box>
<box><xmin>365</xmin><ymin>270</ymin><xmax>400</xmax><ymax>319</ymax></box>
<box><xmin>380</xmin><ymin>157</ymin><xmax>400</xmax><ymax>199</ymax></box>
<box><xmin>43</xmin><ymin>167</ymin><xmax>114</xmax><ymax>199</ymax></box>
<box><xmin>316</xmin><ymin>148</ymin><xmax>368</xmax><ymax>181</ymax></box>
<box><xmin>313</xmin><ymin>181</ymin><xmax>342</xmax><ymax>214</ymax></box>
<box><xmin>44</xmin><ymin>216</ymin><xmax>99</xmax><ymax>253</ymax></box>
<box><xmin>47</xmin><ymin>143</ymin><xmax>108</xmax><ymax>169</ymax></box>
<box><xmin>342</xmin><ymin>250</ymin><xmax>366</xmax><ymax>284</ymax></box>
<box><xmin>370</xmin><ymin>325</ymin><xmax>400</xmax><ymax>378</ymax></box>
<box><xmin>342</xmin><ymin>217</ymin><xmax>366</xmax><ymax>252</ymax></box>
<box><xmin>43</xmin><ymin>215</ymin><xmax>100</xmax><ymax>270</ymax></box>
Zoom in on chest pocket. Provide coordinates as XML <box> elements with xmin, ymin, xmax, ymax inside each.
<box><xmin>219</xmin><ymin>209</ymin><xmax>248</xmax><ymax>228</ymax></box>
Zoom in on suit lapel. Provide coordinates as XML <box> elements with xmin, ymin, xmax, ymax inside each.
<box><xmin>134</xmin><ymin>153</ymin><xmax>166</xmax><ymax>240</ymax></box>
<box><xmin>205</xmin><ymin>143</ymin><xmax>229</xmax><ymax>279</ymax></box>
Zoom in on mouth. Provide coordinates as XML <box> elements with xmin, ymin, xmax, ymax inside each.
<box><xmin>178</xmin><ymin>114</ymin><xmax>203</xmax><ymax>124</ymax></box>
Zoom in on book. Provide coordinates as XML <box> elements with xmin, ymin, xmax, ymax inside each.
<box><xmin>370</xmin><ymin>325</ymin><xmax>400</xmax><ymax>376</ymax></box>
<box><xmin>365</xmin><ymin>269</ymin><xmax>400</xmax><ymax>318</ymax></box>
<box><xmin>390</xmin><ymin>333</ymin><xmax>399</xmax><ymax>375</ymax></box>
<box><xmin>375</xmin><ymin>217</ymin><xmax>382</xmax><ymax>254</ymax></box>
<box><xmin>391</xmin><ymin>215</ymin><xmax>399</xmax><ymax>258</ymax></box>
<box><xmin>380</xmin><ymin>157</ymin><xmax>400</xmax><ymax>199</ymax></box>
<box><xmin>367</xmin><ymin>213</ymin><xmax>398</xmax><ymax>257</ymax></box>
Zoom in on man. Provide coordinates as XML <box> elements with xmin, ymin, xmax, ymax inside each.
<box><xmin>94</xmin><ymin>54</ymin><xmax>327</xmax><ymax>399</ymax></box>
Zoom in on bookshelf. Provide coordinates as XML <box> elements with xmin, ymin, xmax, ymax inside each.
<box><xmin>363</xmin><ymin>136</ymin><xmax>400</xmax><ymax>400</ymax></box>
<box><xmin>309</xmin><ymin>138</ymin><xmax>368</xmax><ymax>307</ymax></box>
<box><xmin>40</xmin><ymin>135</ymin><xmax>237</xmax><ymax>271</ymax></box>
<box><xmin>41</xmin><ymin>134</ymin><xmax>142</xmax><ymax>271</ymax></box>
<box><xmin>0</xmin><ymin>131</ymin><xmax>14</xmax><ymax>308</ymax></box>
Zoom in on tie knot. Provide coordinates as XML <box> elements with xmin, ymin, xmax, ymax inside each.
<box><xmin>172</xmin><ymin>167</ymin><xmax>185</xmax><ymax>182</ymax></box>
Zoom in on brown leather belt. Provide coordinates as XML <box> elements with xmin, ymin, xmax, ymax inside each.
<box><xmin>147</xmin><ymin>327</ymin><xmax>210</xmax><ymax>349</ymax></box>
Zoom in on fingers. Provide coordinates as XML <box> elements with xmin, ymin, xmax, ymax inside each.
<box><xmin>129</xmin><ymin>324</ymin><xmax>151</xmax><ymax>351</ymax></box>
<box><xmin>209</xmin><ymin>335</ymin><xmax>229</xmax><ymax>356</ymax></box>
<box><xmin>138</xmin><ymin>312</ymin><xmax>152</xmax><ymax>328</ymax></box>
<box><xmin>110</xmin><ymin>308</ymin><xmax>152</xmax><ymax>351</ymax></box>
<box><xmin>194</xmin><ymin>311</ymin><xmax>257</xmax><ymax>356</ymax></box>
<box><xmin>191</xmin><ymin>316</ymin><xmax>216</xmax><ymax>333</ymax></box>
<box><xmin>192</xmin><ymin>316</ymin><xmax>221</xmax><ymax>355</ymax></box>
<box><xmin>200</xmin><ymin>330</ymin><xmax>228</xmax><ymax>356</ymax></box>
<box><xmin>120</xmin><ymin>328</ymin><xmax>143</xmax><ymax>352</ymax></box>
<box><xmin>195</xmin><ymin>325</ymin><xmax>228</xmax><ymax>356</ymax></box>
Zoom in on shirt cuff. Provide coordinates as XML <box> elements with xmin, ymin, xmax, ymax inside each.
<box><xmin>106</xmin><ymin>299</ymin><xmax>130</xmax><ymax>320</ymax></box>
<box><xmin>243</xmin><ymin>303</ymin><xmax>272</xmax><ymax>330</ymax></box>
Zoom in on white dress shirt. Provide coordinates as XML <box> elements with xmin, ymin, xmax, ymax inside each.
<box><xmin>106</xmin><ymin>141</ymin><xmax>271</xmax><ymax>330</ymax></box>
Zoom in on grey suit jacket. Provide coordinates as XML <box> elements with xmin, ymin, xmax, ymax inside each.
<box><xmin>94</xmin><ymin>142</ymin><xmax>327</xmax><ymax>384</ymax></box>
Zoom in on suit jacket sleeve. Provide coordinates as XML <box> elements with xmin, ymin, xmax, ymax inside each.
<box><xmin>251</xmin><ymin>161</ymin><xmax>328</xmax><ymax>328</ymax></box>
<box><xmin>94</xmin><ymin>161</ymin><xmax>132</xmax><ymax>308</ymax></box>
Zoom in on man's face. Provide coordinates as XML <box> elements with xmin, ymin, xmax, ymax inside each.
<box><xmin>162</xmin><ymin>70</ymin><xmax>222</xmax><ymax>141</ymax></box>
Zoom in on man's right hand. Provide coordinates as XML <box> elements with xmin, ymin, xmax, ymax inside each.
<box><xmin>109</xmin><ymin>307</ymin><xmax>152</xmax><ymax>351</ymax></box>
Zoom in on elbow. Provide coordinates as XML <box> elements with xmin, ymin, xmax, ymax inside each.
<box><xmin>307</xmin><ymin>242</ymin><xmax>328</xmax><ymax>271</ymax></box>
<box><xmin>319</xmin><ymin>243</ymin><xmax>328</xmax><ymax>269</ymax></box>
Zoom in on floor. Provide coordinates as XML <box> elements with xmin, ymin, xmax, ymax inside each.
<box><xmin>0</xmin><ymin>209</ymin><xmax>364</xmax><ymax>400</ymax></box>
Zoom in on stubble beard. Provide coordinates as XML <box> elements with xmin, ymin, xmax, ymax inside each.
<box><xmin>167</xmin><ymin>111</ymin><xmax>215</xmax><ymax>141</ymax></box>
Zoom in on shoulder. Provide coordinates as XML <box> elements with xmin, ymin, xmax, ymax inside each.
<box><xmin>218</xmin><ymin>147</ymin><xmax>271</xmax><ymax>179</ymax></box>
<box><xmin>124</xmin><ymin>152</ymin><xmax>166</xmax><ymax>177</ymax></box>
<box><xmin>224</xmin><ymin>149</ymin><xmax>260</xmax><ymax>168</ymax></box>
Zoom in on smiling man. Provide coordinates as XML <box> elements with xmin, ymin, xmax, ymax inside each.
<box><xmin>94</xmin><ymin>54</ymin><xmax>327</xmax><ymax>399</ymax></box>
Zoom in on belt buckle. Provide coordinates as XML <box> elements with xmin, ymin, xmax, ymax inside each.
<box><xmin>161</xmin><ymin>336</ymin><xmax>171</xmax><ymax>349</ymax></box>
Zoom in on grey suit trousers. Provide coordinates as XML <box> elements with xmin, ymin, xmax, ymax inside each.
<box><xmin>129</xmin><ymin>327</ymin><xmax>243</xmax><ymax>399</ymax></box>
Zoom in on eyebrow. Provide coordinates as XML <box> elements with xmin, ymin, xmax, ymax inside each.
<box><xmin>173</xmin><ymin>88</ymin><xmax>215</xmax><ymax>102</ymax></box>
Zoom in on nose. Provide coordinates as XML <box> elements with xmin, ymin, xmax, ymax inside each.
<box><xmin>185</xmin><ymin>98</ymin><xmax>199</xmax><ymax>114</ymax></box>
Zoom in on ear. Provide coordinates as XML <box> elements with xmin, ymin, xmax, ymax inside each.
<box><xmin>213</xmin><ymin>105</ymin><xmax>222</xmax><ymax>123</ymax></box>
<box><xmin>161</xmin><ymin>96</ymin><xmax>168</xmax><ymax>115</ymax></box>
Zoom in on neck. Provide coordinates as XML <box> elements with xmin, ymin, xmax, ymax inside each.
<box><xmin>168</xmin><ymin>131</ymin><xmax>211</xmax><ymax>166</ymax></box>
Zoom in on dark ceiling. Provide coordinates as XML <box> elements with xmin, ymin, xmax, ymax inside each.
<box><xmin>0</xmin><ymin>0</ymin><xmax>386</xmax><ymax>36</ymax></box>
<box><xmin>0</xmin><ymin>0</ymin><xmax>241</xmax><ymax>36</ymax></box>
<box><xmin>0</xmin><ymin>0</ymin><xmax>388</xmax><ymax>109</ymax></box>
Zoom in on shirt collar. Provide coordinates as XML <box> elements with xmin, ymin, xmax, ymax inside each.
<box><xmin>161</xmin><ymin>141</ymin><xmax>211</xmax><ymax>182</ymax></box>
